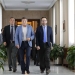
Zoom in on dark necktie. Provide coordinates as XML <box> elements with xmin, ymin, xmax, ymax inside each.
<box><xmin>10</xmin><ymin>26</ymin><xmax>13</xmax><ymax>40</ymax></box>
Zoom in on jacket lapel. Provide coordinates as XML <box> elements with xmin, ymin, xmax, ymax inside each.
<box><xmin>26</xmin><ymin>25</ymin><xmax>29</xmax><ymax>37</ymax></box>
<box><xmin>47</xmin><ymin>26</ymin><xmax>49</xmax><ymax>41</ymax></box>
<box><xmin>20</xmin><ymin>25</ymin><xmax>23</xmax><ymax>36</ymax></box>
<box><xmin>40</xmin><ymin>26</ymin><xmax>43</xmax><ymax>40</ymax></box>
<box><xmin>8</xmin><ymin>25</ymin><xmax>10</xmax><ymax>38</ymax></box>
<box><xmin>15</xmin><ymin>25</ymin><xmax>17</xmax><ymax>30</ymax></box>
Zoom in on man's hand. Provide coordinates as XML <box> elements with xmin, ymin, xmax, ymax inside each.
<box><xmin>26</xmin><ymin>38</ymin><xmax>30</xmax><ymax>41</ymax></box>
<box><xmin>16</xmin><ymin>45</ymin><xmax>20</xmax><ymax>49</ymax></box>
<box><xmin>36</xmin><ymin>46</ymin><xmax>40</xmax><ymax>50</ymax></box>
<box><xmin>3</xmin><ymin>42</ymin><xmax>7</xmax><ymax>46</ymax></box>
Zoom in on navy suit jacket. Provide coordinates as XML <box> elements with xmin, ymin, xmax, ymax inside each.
<box><xmin>36</xmin><ymin>25</ymin><xmax>53</xmax><ymax>47</ymax></box>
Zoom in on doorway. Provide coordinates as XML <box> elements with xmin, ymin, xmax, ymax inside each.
<box><xmin>15</xmin><ymin>19</ymin><xmax>40</xmax><ymax>31</ymax></box>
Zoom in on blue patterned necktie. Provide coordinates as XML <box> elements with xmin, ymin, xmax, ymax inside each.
<box><xmin>43</xmin><ymin>26</ymin><xmax>47</xmax><ymax>43</ymax></box>
<box><xmin>10</xmin><ymin>26</ymin><xmax>13</xmax><ymax>40</ymax></box>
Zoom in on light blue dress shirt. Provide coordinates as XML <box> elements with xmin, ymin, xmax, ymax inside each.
<box><xmin>42</xmin><ymin>25</ymin><xmax>47</xmax><ymax>43</ymax></box>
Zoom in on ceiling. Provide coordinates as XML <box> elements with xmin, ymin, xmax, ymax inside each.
<box><xmin>0</xmin><ymin>0</ymin><xmax>57</xmax><ymax>10</ymax></box>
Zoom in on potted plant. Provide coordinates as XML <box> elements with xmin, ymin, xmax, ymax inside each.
<box><xmin>0</xmin><ymin>44</ymin><xmax>7</xmax><ymax>72</ymax></box>
<box><xmin>0</xmin><ymin>58</ymin><xmax>4</xmax><ymax>74</ymax></box>
<box><xmin>50</xmin><ymin>44</ymin><xmax>64</xmax><ymax>65</ymax></box>
<box><xmin>66</xmin><ymin>46</ymin><xmax>75</xmax><ymax>70</ymax></box>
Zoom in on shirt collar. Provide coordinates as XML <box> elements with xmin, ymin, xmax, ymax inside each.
<box><xmin>22</xmin><ymin>24</ymin><xmax>28</xmax><ymax>27</ymax></box>
<box><xmin>42</xmin><ymin>25</ymin><xmax>47</xmax><ymax>28</ymax></box>
<box><xmin>22</xmin><ymin>25</ymin><xmax>27</xmax><ymax>28</ymax></box>
<box><xmin>10</xmin><ymin>25</ymin><xmax>15</xmax><ymax>27</ymax></box>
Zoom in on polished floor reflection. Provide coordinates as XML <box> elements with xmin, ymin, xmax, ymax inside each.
<box><xmin>1</xmin><ymin>60</ymin><xmax>75</xmax><ymax>75</ymax></box>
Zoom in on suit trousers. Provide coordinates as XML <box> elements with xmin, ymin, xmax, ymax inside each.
<box><xmin>19</xmin><ymin>41</ymin><xmax>31</xmax><ymax>73</ymax></box>
<box><xmin>40</xmin><ymin>42</ymin><xmax>51</xmax><ymax>71</ymax></box>
<box><xmin>7</xmin><ymin>42</ymin><xmax>18</xmax><ymax>70</ymax></box>
<box><xmin>34</xmin><ymin>48</ymin><xmax>40</xmax><ymax>65</ymax></box>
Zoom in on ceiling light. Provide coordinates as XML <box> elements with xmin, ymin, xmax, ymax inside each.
<box><xmin>21</xmin><ymin>1</ymin><xmax>35</xmax><ymax>4</ymax></box>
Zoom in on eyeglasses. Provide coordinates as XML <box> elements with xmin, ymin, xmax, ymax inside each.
<box><xmin>41</xmin><ymin>20</ymin><xmax>47</xmax><ymax>21</ymax></box>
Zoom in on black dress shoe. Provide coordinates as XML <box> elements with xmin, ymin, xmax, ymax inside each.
<box><xmin>41</xmin><ymin>71</ymin><xmax>44</xmax><ymax>73</ymax></box>
<box><xmin>36</xmin><ymin>63</ymin><xmax>40</xmax><ymax>66</ymax></box>
<box><xmin>40</xmin><ymin>70</ymin><xmax>44</xmax><ymax>73</ymax></box>
<box><xmin>13</xmin><ymin>69</ymin><xmax>17</xmax><ymax>72</ymax></box>
<box><xmin>9</xmin><ymin>68</ymin><xmax>12</xmax><ymax>71</ymax></box>
<box><xmin>22</xmin><ymin>72</ymin><xmax>25</xmax><ymax>74</ymax></box>
<box><xmin>27</xmin><ymin>70</ymin><xmax>30</xmax><ymax>74</ymax></box>
<box><xmin>34</xmin><ymin>62</ymin><xmax>36</xmax><ymax>65</ymax></box>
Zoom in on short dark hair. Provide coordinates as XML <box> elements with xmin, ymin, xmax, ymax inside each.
<box><xmin>10</xmin><ymin>17</ymin><xmax>15</xmax><ymax>19</ymax></box>
<box><xmin>21</xmin><ymin>17</ymin><xmax>27</xmax><ymax>20</ymax></box>
<box><xmin>1</xmin><ymin>28</ymin><xmax>4</xmax><ymax>31</ymax></box>
<box><xmin>41</xmin><ymin>17</ymin><xmax>47</xmax><ymax>20</ymax></box>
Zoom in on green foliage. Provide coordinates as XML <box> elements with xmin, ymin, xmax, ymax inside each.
<box><xmin>66</xmin><ymin>46</ymin><xmax>75</xmax><ymax>68</ymax></box>
<box><xmin>0</xmin><ymin>44</ymin><xmax>7</xmax><ymax>61</ymax></box>
<box><xmin>50</xmin><ymin>44</ymin><xmax>64</xmax><ymax>60</ymax></box>
<box><xmin>0</xmin><ymin>59</ymin><xmax>4</xmax><ymax>70</ymax></box>
<box><xmin>0</xmin><ymin>44</ymin><xmax>7</xmax><ymax>70</ymax></box>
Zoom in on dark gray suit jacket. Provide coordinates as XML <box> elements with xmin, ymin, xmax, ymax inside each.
<box><xmin>0</xmin><ymin>33</ymin><xmax>3</xmax><ymax>45</ymax></box>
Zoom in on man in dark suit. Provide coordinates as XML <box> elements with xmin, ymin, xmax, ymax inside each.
<box><xmin>3</xmin><ymin>17</ymin><xmax>18</xmax><ymax>72</ymax></box>
<box><xmin>36</xmin><ymin>17</ymin><xmax>53</xmax><ymax>75</ymax></box>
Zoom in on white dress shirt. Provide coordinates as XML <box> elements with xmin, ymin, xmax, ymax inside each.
<box><xmin>22</xmin><ymin>26</ymin><xmax>27</xmax><ymax>41</ymax></box>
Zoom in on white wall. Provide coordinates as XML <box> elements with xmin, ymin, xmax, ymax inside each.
<box><xmin>0</xmin><ymin>4</ymin><xmax>2</xmax><ymax>33</ymax></box>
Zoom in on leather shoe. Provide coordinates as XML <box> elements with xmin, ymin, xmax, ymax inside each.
<box><xmin>40</xmin><ymin>70</ymin><xmax>44</xmax><ymax>73</ymax></box>
<box><xmin>27</xmin><ymin>70</ymin><xmax>30</xmax><ymax>74</ymax></box>
<box><xmin>34</xmin><ymin>62</ymin><xmax>36</xmax><ymax>65</ymax></box>
<box><xmin>13</xmin><ymin>69</ymin><xmax>17</xmax><ymax>72</ymax></box>
<box><xmin>22</xmin><ymin>72</ymin><xmax>25</xmax><ymax>74</ymax></box>
<box><xmin>36</xmin><ymin>63</ymin><xmax>40</xmax><ymax>66</ymax></box>
<box><xmin>9</xmin><ymin>68</ymin><xmax>12</xmax><ymax>71</ymax></box>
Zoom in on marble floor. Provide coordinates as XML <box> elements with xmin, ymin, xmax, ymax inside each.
<box><xmin>1</xmin><ymin>60</ymin><xmax>75</xmax><ymax>75</ymax></box>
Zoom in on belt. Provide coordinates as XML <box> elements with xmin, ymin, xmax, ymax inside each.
<box><xmin>43</xmin><ymin>42</ymin><xmax>48</xmax><ymax>44</ymax></box>
<box><xmin>43</xmin><ymin>42</ymin><xmax>48</xmax><ymax>45</ymax></box>
<box><xmin>22</xmin><ymin>41</ymin><xmax>28</xmax><ymax>43</ymax></box>
<box><xmin>22</xmin><ymin>41</ymin><xmax>27</xmax><ymax>42</ymax></box>
<box><xmin>10</xmin><ymin>41</ymin><xmax>15</xmax><ymax>43</ymax></box>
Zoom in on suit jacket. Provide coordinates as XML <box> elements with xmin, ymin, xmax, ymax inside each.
<box><xmin>15</xmin><ymin>25</ymin><xmax>34</xmax><ymax>47</ymax></box>
<box><xmin>0</xmin><ymin>33</ymin><xmax>3</xmax><ymax>45</ymax></box>
<box><xmin>36</xmin><ymin>25</ymin><xmax>53</xmax><ymax>47</ymax></box>
<box><xmin>3</xmin><ymin>25</ymin><xmax>17</xmax><ymax>47</ymax></box>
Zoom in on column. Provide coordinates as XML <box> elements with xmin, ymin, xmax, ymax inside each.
<box><xmin>53</xmin><ymin>6</ymin><xmax>55</xmax><ymax>43</ymax></box>
<box><xmin>68</xmin><ymin>0</ymin><xmax>74</xmax><ymax>46</ymax></box>
<box><xmin>60</xmin><ymin>0</ymin><xmax>63</xmax><ymax>46</ymax></box>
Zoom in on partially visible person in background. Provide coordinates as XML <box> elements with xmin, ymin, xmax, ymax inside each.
<box><xmin>0</xmin><ymin>28</ymin><xmax>4</xmax><ymax>45</ymax></box>
<box><xmin>31</xmin><ymin>35</ymin><xmax>35</xmax><ymax>60</ymax></box>
<box><xmin>33</xmin><ymin>30</ymin><xmax>40</xmax><ymax>66</ymax></box>
<box><xmin>17</xmin><ymin>50</ymin><xmax>20</xmax><ymax>65</ymax></box>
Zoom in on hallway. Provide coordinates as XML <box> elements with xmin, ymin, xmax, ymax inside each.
<box><xmin>2</xmin><ymin>60</ymin><xmax>75</xmax><ymax>75</ymax></box>
<box><xmin>0</xmin><ymin>0</ymin><xmax>75</xmax><ymax>75</ymax></box>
